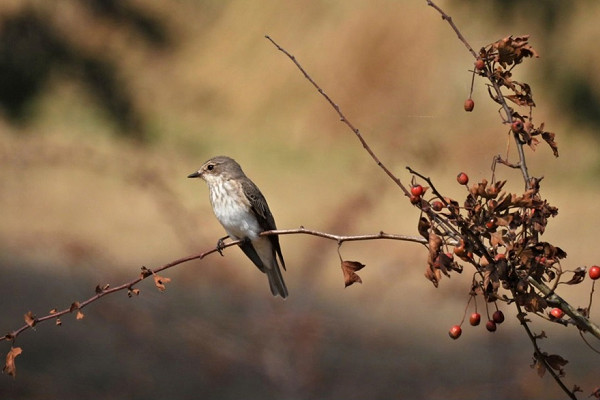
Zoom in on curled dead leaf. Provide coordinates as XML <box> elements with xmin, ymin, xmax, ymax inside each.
<box><xmin>3</xmin><ymin>346</ymin><xmax>22</xmax><ymax>378</ymax></box>
<box><xmin>341</xmin><ymin>260</ymin><xmax>365</xmax><ymax>288</ymax></box>
<box><xmin>140</xmin><ymin>266</ymin><xmax>152</xmax><ymax>279</ymax></box>
<box><xmin>153</xmin><ymin>274</ymin><xmax>171</xmax><ymax>292</ymax></box>
<box><xmin>69</xmin><ymin>302</ymin><xmax>80</xmax><ymax>313</ymax></box>
<box><xmin>563</xmin><ymin>267</ymin><xmax>586</xmax><ymax>285</ymax></box>
<box><xmin>24</xmin><ymin>311</ymin><xmax>36</xmax><ymax>328</ymax></box>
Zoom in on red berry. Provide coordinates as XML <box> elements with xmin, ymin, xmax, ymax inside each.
<box><xmin>411</xmin><ymin>185</ymin><xmax>424</xmax><ymax>197</ymax></box>
<box><xmin>475</xmin><ymin>59</ymin><xmax>485</xmax><ymax>70</ymax></box>
<box><xmin>432</xmin><ymin>201</ymin><xmax>444</xmax><ymax>212</ymax></box>
<box><xmin>492</xmin><ymin>310</ymin><xmax>505</xmax><ymax>324</ymax></box>
<box><xmin>464</xmin><ymin>98</ymin><xmax>475</xmax><ymax>112</ymax></box>
<box><xmin>485</xmin><ymin>218</ymin><xmax>497</xmax><ymax>230</ymax></box>
<box><xmin>589</xmin><ymin>265</ymin><xmax>600</xmax><ymax>280</ymax></box>
<box><xmin>448</xmin><ymin>325</ymin><xmax>462</xmax><ymax>340</ymax></box>
<box><xmin>457</xmin><ymin>172</ymin><xmax>469</xmax><ymax>185</ymax></box>
<box><xmin>486</xmin><ymin>320</ymin><xmax>497</xmax><ymax>332</ymax></box>
<box><xmin>511</xmin><ymin>120</ymin><xmax>524</xmax><ymax>133</ymax></box>
<box><xmin>469</xmin><ymin>312</ymin><xmax>481</xmax><ymax>326</ymax></box>
<box><xmin>409</xmin><ymin>195</ymin><xmax>421</xmax><ymax>205</ymax></box>
<box><xmin>550</xmin><ymin>308</ymin><xmax>564</xmax><ymax>319</ymax></box>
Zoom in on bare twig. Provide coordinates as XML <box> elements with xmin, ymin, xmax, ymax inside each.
<box><xmin>425</xmin><ymin>0</ymin><xmax>478</xmax><ymax>58</ymax></box>
<box><xmin>425</xmin><ymin>0</ymin><xmax>531</xmax><ymax>189</ymax></box>
<box><xmin>515</xmin><ymin>301</ymin><xmax>578</xmax><ymax>400</ymax></box>
<box><xmin>265</xmin><ymin>35</ymin><xmax>409</xmax><ymax>197</ymax></box>
<box><xmin>1</xmin><ymin>227</ymin><xmax>425</xmax><ymax>343</ymax></box>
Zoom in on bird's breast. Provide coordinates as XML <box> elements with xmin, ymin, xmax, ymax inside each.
<box><xmin>209</xmin><ymin>179</ymin><xmax>262</xmax><ymax>240</ymax></box>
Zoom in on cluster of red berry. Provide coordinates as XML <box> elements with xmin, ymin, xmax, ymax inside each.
<box><xmin>449</xmin><ymin>309</ymin><xmax>505</xmax><ymax>340</ymax></box>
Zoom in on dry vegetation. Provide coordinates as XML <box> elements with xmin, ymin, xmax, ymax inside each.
<box><xmin>1</xmin><ymin>0</ymin><xmax>600</xmax><ymax>399</ymax></box>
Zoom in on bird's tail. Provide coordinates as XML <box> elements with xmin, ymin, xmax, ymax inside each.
<box><xmin>267</xmin><ymin>261</ymin><xmax>288</xmax><ymax>299</ymax></box>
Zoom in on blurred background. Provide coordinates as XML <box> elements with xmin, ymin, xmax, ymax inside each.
<box><xmin>1</xmin><ymin>0</ymin><xmax>599</xmax><ymax>399</ymax></box>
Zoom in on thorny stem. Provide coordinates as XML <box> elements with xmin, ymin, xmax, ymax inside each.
<box><xmin>264</xmin><ymin>35</ymin><xmax>410</xmax><ymax>197</ymax></box>
<box><xmin>1</xmin><ymin>228</ymin><xmax>425</xmax><ymax>343</ymax></box>
<box><xmin>425</xmin><ymin>0</ymin><xmax>531</xmax><ymax>189</ymax></box>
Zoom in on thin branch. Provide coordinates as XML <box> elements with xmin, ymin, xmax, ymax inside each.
<box><xmin>425</xmin><ymin>0</ymin><xmax>531</xmax><ymax>189</ymax></box>
<box><xmin>264</xmin><ymin>35</ymin><xmax>409</xmax><ymax>197</ymax></box>
<box><xmin>515</xmin><ymin>302</ymin><xmax>578</xmax><ymax>400</ymax></box>
<box><xmin>2</xmin><ymin>228</ymin><xmax>425</xmax><ymax>343</ymax></box>
<box><xmin>528</xmin><ymin>277</ymin><xmax>600</xmax><ymax>340</ymax></box>
<box><xmin>425</xmin><ymin>0</ymin><xmax>478</xmax><ymax>58</ymax></box>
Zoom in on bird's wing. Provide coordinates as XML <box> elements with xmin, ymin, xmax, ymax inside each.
<box><xmin>241</xmin><ymin>180</ymin><xmax>286</xmax><ymax>270</ymax></box>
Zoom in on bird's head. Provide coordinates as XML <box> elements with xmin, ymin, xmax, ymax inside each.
<box><xmin>187</xmin><ymin>156</ymin><xmax>244</xmax><ymax>184</ymax></box>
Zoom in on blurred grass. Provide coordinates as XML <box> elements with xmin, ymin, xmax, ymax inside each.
<box><xmin>1</xmin><ymin>0</ymin><xmax>600</xmax><ymax>399</ymax></box>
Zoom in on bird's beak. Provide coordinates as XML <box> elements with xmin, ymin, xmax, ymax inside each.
<box><xmin>187</xmin><ymin>171</ymin><xmax>201</xmax><ymax>179</ymax></box>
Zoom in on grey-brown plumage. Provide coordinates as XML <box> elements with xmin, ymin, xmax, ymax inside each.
<box><xmin>188</xmin><ymin>156</ymin><xmax>288</xmax><ymax>298</ymax></box>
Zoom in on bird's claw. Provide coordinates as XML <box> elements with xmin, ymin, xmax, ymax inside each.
<box><xmin>216</xmin><ymin>238</ymin><xmax>226</xmax><ymax>256</ymax></box>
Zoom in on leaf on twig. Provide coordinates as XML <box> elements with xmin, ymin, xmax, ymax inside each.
<box><xmin>483</xmin><ymin>263</ymin><xmax>500</xmax><ymax>297</ymax></box>
<box><xmin>153</xmin><ymin>274</ymin><xmax>171</xmax><ymax>292</ymax></box>
<box><xmin>516</xmin><ymin>292</ymin><xmax>547</xmax><ymax>313</ymax></box>
<box><xmin>24</xmin><ymin>311</ymin><xmax>36</xmax><ymax>328</ymax></box>
<box><xmin>563</xmin><ymin>267</ymin><xmax>586</xmax><ymax>285</ymax></box>
<box><xmin>341</xmin><ymin>260</ymin><xmax>365</xmax><ymax>287</ymax></box>
<box><xmin>69</xmin><ymin>302</ymin><xmax>80</xmax><ymax>313</ymax></box>
<box><xmin>3</xmin><ymin>346</ymin><xmax>22</xmax><ymax>377</ymax></box>
<box><xmin>545</xmin><ymin>353</ymin><xmax>568</xmax><ymax>376</ymax></box>
<box><xmin>531</xmin><ymin>351</ymin><xmax>568</xmax><ymax>378</ymax></box>
<box><xmin>140</xmin><ymin>266</ymin><xmax>153</xmax><ymax>278</ymax></box>
<box><xmin>492</xmin><ymin>35</ymin><xmax>539</xmax><ymax>67</ymax></box>
<box><xmin>418</xmin><ymin>217</ymin><xmax>430</xmax><ymax>239</ymax></box>
<box><xmin>532</xmin><ymin>355</ymin><xmax>546</xmax><ymax>378</ymax></box>
<box><xmin>424</xmin><ymin>232</ymin><xmax>444</xmax><ymax>287</ymax></box>
<box><xmin>95</xmin><ymin>284</ymin><xmax>110</xmax><ymax>294</ymax></box>
<box><xmin>541</xmin><ymin>131</ymin><xmax>559</xmax><ymax>157</ymax></box>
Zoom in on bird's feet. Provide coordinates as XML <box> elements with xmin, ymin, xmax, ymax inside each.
<box><xmin>216</xmin><ymin>236</ymin><xmax>229</xmax><ymax>256</ymax></box>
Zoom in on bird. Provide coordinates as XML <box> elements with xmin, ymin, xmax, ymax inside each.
<box><xmin>188</xmin><ymin>156</ymin><xmax>288</xmax><ymax>298</ymax></box>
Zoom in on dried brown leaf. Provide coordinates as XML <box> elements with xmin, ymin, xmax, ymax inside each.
<box><xmin>545</xmin><ymin>353</ymin><xmax>568</xmax><ymax>376</ymax></box>
<box><xmin>76</xmin><ymin>310</ymin><xmax>85</xmax><ymax>320</ymax></box>
<box><xmin>563</xmin><ymin>267</ymin><xmax>586</xmax><ymax>285</ymax></box>
<box><xmin>541</xmin><ymin>131</ymin><xmax>559</xmax><ymax>157</ymax></box>
<box><xmin>418</xmin><ymin>217</ymin><xmax>430</xmax><ymax>239</ymax></box>
<box><xmin>140</xmin><ymin>266</ymin><xmax>152</xmax><ymax>278</ymax></box>
<box><xmin>153</xmin><ymin>274</ymin><xmax>171</xmax><ymax>292</ymax></box>
<box><xmin>424</xmin><ymin>267</ymin><xmax>439</xmax><ymax>288</ymax></box>
<box><xmin>24</xmin><ymin>311</ymin><xmax>36</xmax><ymax>328</ymax></box>
<box><xmin>341</xmin><ymin>260</ymin><xmax>365</xmax><ymax>287</ymax></box>
<box><xmin>3</xmin><ymin>346</ymin><xmax>22</xmax><ymax>377</ymax></box>
<box><xmin>490</xmin><ymin>232</ymin><xmax>505</xmax><ymax>248</ymax></box>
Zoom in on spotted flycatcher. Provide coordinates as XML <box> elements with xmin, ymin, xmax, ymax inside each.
<box><xmin>188</xmin><ymin>156</ymin><xmax>288</xmax><ymax>298</ymax></box>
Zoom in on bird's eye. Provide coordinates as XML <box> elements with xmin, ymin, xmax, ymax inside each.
<box><xmin>207</xmin><ymin>164</ymin><xmax>214</xmax><ymax>171</ymax></box>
